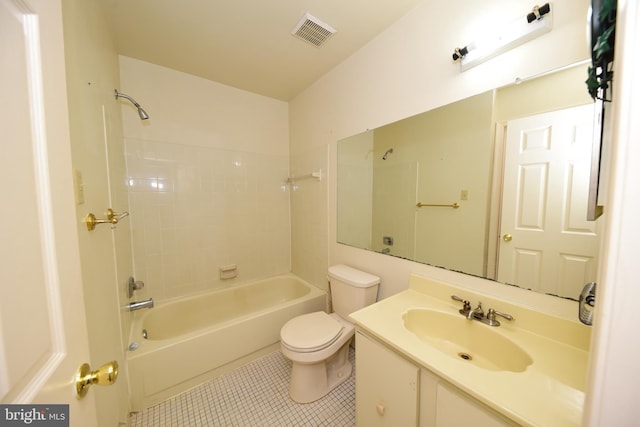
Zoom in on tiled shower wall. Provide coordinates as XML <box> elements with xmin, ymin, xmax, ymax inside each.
<box><xmin>125</xmin><ymin>138</ymin><xmax>291</xmax><ymax>301</ymax></box>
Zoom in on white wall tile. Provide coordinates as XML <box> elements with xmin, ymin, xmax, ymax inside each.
<box><xmin>125</xmin><ymin>140</ymin><xmax>291</xmax><ymax>301</ymax></box>
<box><xmin>121</xmin><ymin>57</ymin><xmax>290</xmax><ymax>302</ymax></box>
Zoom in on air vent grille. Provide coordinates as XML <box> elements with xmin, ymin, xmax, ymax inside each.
<box><xmin>291</xmin><ymin>13</ymin><xmax>336</xmax><ymax>47</ymax></box>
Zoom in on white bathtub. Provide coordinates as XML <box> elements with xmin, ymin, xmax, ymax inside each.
<box><xmin>127</xmin><ymin>274</ymin><xmax>326</xmax><ymax>410</ymax></box>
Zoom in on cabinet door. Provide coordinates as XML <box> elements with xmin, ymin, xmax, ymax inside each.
<box><xmin>356</xmin><ymin>331</ymin><xmax>419</xmax><ymax>426</ymax></box>
<box><xmin>435</xmin><ymin>382</ymin><xmax>518</xmax><ymax>427</ymax></box>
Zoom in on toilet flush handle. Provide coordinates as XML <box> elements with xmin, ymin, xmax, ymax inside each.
<box><xmin>376</xmin><ymin>402</ymin><xmax>385</xmax><ymax>416</ymax></box>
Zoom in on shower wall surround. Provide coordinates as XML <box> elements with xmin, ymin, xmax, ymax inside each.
<box><xmin>125</xmin><ymin>141</ymin><xmax>291</xmax><ymax>300</ymax></box>
<box><xmin>290</xmin><ymin>144</ymin><xmax>329</xmax><ymax>290</ymax></box>
<box><xmin>119</xmin><ymin>56</ymin><xmax>290</xmax><ymax>302</ymax></box>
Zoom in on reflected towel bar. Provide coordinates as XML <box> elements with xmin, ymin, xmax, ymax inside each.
<box><xmin>286</xmin><ymin>170</ymin><xmax>322</xmax><ymax>183</ymax></box>
<box><xmin>416</xmin><ymin>202</ymin><xmax>460</xmax><ymax>209</ymax></box>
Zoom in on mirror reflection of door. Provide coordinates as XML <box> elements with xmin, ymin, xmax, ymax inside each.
<box><xmin>497</xmin><ymin>104</ymin><xmax>600</xmax><ymax>297</ymax></box>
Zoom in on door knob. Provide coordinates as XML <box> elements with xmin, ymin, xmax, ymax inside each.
<box><xmin>75</xmin><ymin>360</ymin><xmax>118</xmax><ymax>399</ymax></box>
<box><xmin>503</xmin><ymin>234</ymin><xmax>513</xmax><ymax>242</ymax></box>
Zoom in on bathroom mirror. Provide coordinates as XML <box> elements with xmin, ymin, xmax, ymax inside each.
<box><xmin>337</xmin><ymin>61</ymin><xmax>602</xmax><ymax>300</ymax></box>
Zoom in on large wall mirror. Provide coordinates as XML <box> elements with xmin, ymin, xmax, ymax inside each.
<box><xmin>337</xmin><ymin>61</ymin><xmax>602</xmax><ymax>300</ymax></box>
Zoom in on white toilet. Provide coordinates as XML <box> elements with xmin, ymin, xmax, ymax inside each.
<box><xmin>280</xmin><ymin>265</ymin><xmax>380</xmax><ymax>403</ymax></box>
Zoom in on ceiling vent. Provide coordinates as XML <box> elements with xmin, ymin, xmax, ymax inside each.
<box><xmin>291</xmin><ymin>13</ymin><xmax>336</xmax><ymax>47</ymax></box>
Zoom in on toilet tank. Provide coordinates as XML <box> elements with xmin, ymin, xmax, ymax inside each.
<box><xmin>328</xmin><ymin>265</ymin><xmax>380</xmax><ymax>318</ymax></box>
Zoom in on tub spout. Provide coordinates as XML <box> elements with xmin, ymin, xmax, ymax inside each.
<box><xmin>126</xmin><ymin>298</ymin><xmax>154</xmax><ymax>311</ymax></box>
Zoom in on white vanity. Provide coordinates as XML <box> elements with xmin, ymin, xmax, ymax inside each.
<box><xmin>349</xmin><ymin>274</ymin><xmax>591</xmax><ymax>426</ymax></box>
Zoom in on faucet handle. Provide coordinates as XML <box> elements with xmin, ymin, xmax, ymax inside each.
<box><xmin>451</xmin><ymin>295</ymin><xmax>465</xmax><ymax>303</ymax></box>
<box><xmin>486</xmin><ymin>308</ymin><xmax>513</xmax><ymax>326</ymax></box>
<box><xmin>451</xmin><ymin>295</ymin><xmax>471</xmax><ymax>314</ymax></box>
<box><xmin>127</xmin><ymin>276</ymin><xmax>145</xmax><ymax>298</ymax></box>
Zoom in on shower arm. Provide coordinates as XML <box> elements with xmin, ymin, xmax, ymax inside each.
<box><xmin>115</xmin><ymin>90</ymin><xmax>142</xmax><ymax>108</ymax></box>
<box><xmin>115</xmin><ymin>89</ymin><xmax>150</xmax><ymax>120</ymax></box>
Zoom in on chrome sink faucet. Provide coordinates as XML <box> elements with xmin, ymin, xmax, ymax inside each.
<box><xmin>467</xmin><ymin>301</ymin><xmax>484</xmax><ymax>320</ymax></box>
<box><xmin>451</xmin><ymin>295</ymin><xmax>513</xmax><ymax>326</ymax></box>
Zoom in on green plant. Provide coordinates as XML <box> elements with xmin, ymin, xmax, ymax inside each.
<box><xmin>586</xmin><ymin>0</ymin><xmax>617</xmax><ymax>100</ymax></box>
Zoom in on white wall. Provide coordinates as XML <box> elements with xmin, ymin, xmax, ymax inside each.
<box><xmin>119</xmin><ymin>57</ymin><xmax>291</xmax><ymax>301</ymax></box>
<box><xmin>290</xmin><ymin>0</ymin><xmax>591</xmax><ymax>306</ymax></box>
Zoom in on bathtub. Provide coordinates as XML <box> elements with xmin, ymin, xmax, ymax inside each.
<box><xmin>127</xmin><ymin>274</ymin><xmax>326</xmax><ymax>411</ymax></box>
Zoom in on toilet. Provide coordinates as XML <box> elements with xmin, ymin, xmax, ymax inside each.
<box><xmin>280</xmin><ymin>265</ymin><xmax>380</xmax><ymax>403</ymax></box>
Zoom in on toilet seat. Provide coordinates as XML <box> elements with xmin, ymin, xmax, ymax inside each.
<box><xmin>280</xmin><ymin>312</ymin><xmax>344</xmax><ymax>353</ymax></box>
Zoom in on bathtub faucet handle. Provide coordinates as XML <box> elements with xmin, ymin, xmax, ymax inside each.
<box><xmin>128</xmin><ymin>276</ymin><xmax>145</xmax><ymax>298</ymax></box>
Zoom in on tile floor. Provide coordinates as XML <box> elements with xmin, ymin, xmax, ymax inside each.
<box><xmin>129</xmin><ymin>348</ymin><xmax>356</xmax><ymax>426</ymax></box>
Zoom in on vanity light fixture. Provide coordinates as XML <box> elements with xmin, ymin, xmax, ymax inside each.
<box><xmin>452</xmin><ymin>47</ymin><xmax>468</xmax><ymax>61</ymax></box>
<box><xmin>452</xmin><ymin>3</ymin><xmax>552</xmax><ymax>71</ymax></box>
<box><xmin>527</xmin><ymin>3</ymin><xmax>551</xmax><ymax>23</ymax></box>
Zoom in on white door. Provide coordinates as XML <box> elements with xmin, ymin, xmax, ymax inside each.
<box><xmin>0</xmin><ymin>0</ymin><xmax>98</xmax><ymax>424</ymax></box>
<box><xmin>498</xmin><ymin>104</ymin><xmax>600</xmax><ymax>298</ymax></box>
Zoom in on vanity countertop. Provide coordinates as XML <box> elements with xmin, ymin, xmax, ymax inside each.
<box><xmin>349</xmin><ymin>274</ymin><xmax>591</xmax><ymax>427</ymax></box>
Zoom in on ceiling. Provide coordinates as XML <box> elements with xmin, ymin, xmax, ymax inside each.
<box><xmin>106</xmin><ymin>0</ymin><xmax>423</xmax><ymax>101</ymax></box>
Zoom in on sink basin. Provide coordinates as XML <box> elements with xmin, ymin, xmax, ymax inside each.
<box><xmin>403</xmin><ymin>309</ymin><xmax>533</xmax><ymax>372</ymax></box>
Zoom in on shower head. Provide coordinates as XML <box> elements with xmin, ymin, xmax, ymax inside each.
<box><xmin>115</xmin><ymin>90</ymin><xmax>150</xmax><ymax>120</ymax></box>
<box><xmin>137</xmin><ymin>106</ymin><xmax>150</xmax><ymax>120</ymax></box>
<box><xmin>382</xmin><ymin>148</ymin><xmax>394</xmax><ymax>160</ymax></box>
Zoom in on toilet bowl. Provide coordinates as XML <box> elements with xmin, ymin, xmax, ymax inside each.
<box><xmin>280</xmin><ymin>265</ymin><xmax>380</xmax><ymax>403</ymax></box>
<box><xmin>280</xmin><ymin>312</ymin><xmax>355</xmax><ymax>403</ymax></box>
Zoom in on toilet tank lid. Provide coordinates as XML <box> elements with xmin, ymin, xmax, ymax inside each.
<box><xmin>328</xmin><ymin>265</ymin><xmax>380</xmax><ymax>288</ymax></box>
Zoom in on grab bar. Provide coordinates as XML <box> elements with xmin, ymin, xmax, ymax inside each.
<box><xmin>416</xmin><ymin>202</ymin><xmax>460</xmax><ymax>209</ymax></box>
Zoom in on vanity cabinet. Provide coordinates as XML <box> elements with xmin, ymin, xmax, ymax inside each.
<box><xmin>355</xmin><ymin>331</ymin><xmax>419</xmax><ymax>426</ymax></box>
<box><xmin>356</xmin><ymin>331</ymin><xmax>518</xmax><ymax>427</ymax></box>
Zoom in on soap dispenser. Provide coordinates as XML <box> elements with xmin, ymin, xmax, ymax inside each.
<box><xmin>579</xmin><ymin>282</ymin><xmax>596</xmax><ymax>325</ymax></box>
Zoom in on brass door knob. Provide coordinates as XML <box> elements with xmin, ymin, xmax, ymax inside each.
<box><xmin>84</xmin><ymin>213</ymin><xmax>111</xmax><ymax>231</ymax></box>
<box><xmin>75</xmin><ymin>360</ymin><xmax>118</xmax><ymax>399</ymax></box>
<box><xmin>503</xmin><ymin>234</ymin><xmax>513</xmax><ymax>242</ymax></box>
